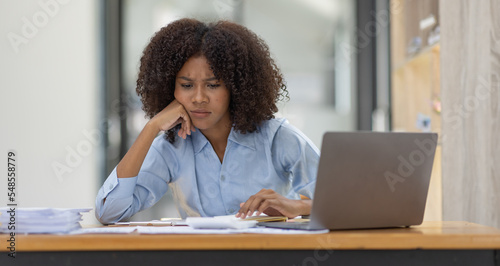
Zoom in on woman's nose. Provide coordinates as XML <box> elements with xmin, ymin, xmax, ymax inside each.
<box><xmin>192</xmin><ymin>86</ymin><xmax>208</xmax><ymax>104</ymax></box>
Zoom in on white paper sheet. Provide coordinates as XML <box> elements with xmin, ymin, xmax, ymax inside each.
<box><xmin>136</xmin><ymin>226</ymin><xmax>328</xmax><ymax>234</ymax></box>
<box><xmin>70</xmin><ymin>227</ymin><xmax>138</xmax><ymax>234</ymax></box>
<box><xmin>69</xmin><ymin>225</ymin><xmax>328</xmax><ymax>235</ymax></box>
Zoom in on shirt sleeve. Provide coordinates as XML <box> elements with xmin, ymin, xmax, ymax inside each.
<box><xmin>95</xmin><ymin>141</ymin><xmax>174</xmax><ymax>224</ymax></box>
<box><xmin>271</xmin><ymin>121</ymin><xmax>320</xmax><ymax>199</ymax></box>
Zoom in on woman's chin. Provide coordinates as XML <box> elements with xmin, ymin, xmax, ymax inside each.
<box><xmin>191</xmin><ymin>122</ymin><xmax>210</xmax><ymax>131</ymax></box>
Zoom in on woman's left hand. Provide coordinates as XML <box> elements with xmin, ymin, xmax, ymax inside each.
<box><xmin>235</xmin><ymin>189</ymin><xmax>311</xmax><ymax>219</ymax></box>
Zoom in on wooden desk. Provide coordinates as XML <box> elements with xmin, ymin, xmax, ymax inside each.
<box><xmin>2</xmin><ymin>221</ymin><xmax>500</xmax><ymax>265</ymax></box>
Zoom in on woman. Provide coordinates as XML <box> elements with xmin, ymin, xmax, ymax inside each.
<box><xmin>95</xmin><ymin>18</ymin><xmax>319</xmax><ymax>224</ymax></box>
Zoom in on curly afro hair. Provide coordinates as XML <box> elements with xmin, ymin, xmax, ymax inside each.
<box><xmin>136</xmin><ymin>18</ymin><xmax>288</xmax><ymax>143</ymax></box>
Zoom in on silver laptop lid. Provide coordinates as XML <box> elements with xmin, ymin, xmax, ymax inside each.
<box><xmin>309</xmin><ymin>132</ymin><xmax>437</xmax><ymax>230</ymax></box>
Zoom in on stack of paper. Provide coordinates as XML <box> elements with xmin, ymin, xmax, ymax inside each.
<box><xmin>0</xmin><ymin>207</ymin><xmax>91</xmax><ymax>234</ymax></box>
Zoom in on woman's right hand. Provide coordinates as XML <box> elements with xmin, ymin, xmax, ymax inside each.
<box><xmin>149</xmin><ymin>99</ymin><xmax>196</xmax><ymax>139</ymax></box>
<box><xmin>116</xmin><ymin>99</ymin><xmax>195</xmax><ymax>179</ymax></box>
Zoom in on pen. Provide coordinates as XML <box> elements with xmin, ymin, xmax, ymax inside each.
<box><xmin>112</xmin><ymin>221</ymin><xmax>173</xmax><ymax>226</ymax></box>
<box><xmin>129</xmin><ymin>221</ymin><xmax>173</xmax><ymax>226</ymax></box>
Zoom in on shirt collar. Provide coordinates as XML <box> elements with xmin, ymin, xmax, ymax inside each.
<box><xmin>228</xmin><ymin>128</ymin><xmax>256</xmax><ymax>151</ymax></box>
<box><xmin>191</xmin><ymin>129</ymin><xmax>209</xmax><ymax>155</ymax></box>
<box><xmin>191</xmin><ymin>127</ymin><xmax>257</xmax><ymax>155</ymax></box>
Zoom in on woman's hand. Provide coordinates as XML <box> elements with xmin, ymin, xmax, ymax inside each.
<box><xmin>235</xmin><ymin>189</ymin><xmax>312</xmax><ymax>219</ymax></box>
<box><xmin>116</xmin><ymin>100</ymin><xmax>195</xmax><ymax>179</ymax></box>
<box><xmin>149</xmin><ymin>99</ymin><xmax>195</xmax><ymax>138</ymax></box>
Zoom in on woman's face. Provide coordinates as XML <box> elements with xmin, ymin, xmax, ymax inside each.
<box><xmin>174</xmin><ymin>55</ymin><xmax>231</xmax><ymax>134</ymax></box>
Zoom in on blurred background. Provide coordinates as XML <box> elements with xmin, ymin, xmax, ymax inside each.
<box><xmin>5</xmin><ymin>0</ymin><xmax>497</xmax><ymax>229</ymax></box>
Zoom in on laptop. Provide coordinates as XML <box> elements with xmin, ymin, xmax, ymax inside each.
<box><xmin>259</xmin><ymin>132</ymin><xmax>438</xmax><ymax>230</ymax></box>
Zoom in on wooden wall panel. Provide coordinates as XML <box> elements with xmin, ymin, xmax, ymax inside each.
<box><xmin>425</xmin><ymin>145</ymin><xmax>442</xmax><ymax>221</ymax></box>
<box><xmin>391</xmin><ymin>0</ymin><xmax>440</xmax><ymax>70</ymax></box>
<box><xmin>391</xmin><ymin>0</ymin><xmax>442</xmax><ymax>221</ymax></box>
<box><xmin>391</xmin><ymin>48</ymin><xmax>442</xmax><ymax>221</ymax></box>
<box><xmin>390</xmin><ymin>0</ymin><xmax>406</xmax><ymax>69</ymax></box>
<box><xmin>392</xmin><ymin>47</ymin><xmax>438</xmax><ymax>132</ymax></box>
<box><xmin>440</xmin><ymin>0</ymin><xmax>500</xmax><ymax>228</ymax></box>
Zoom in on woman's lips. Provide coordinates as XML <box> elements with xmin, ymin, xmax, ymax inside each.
<box><xmin>191</xmin><ymin>109</ymin><xmax>211</xmax><ymax>118</ymax></box>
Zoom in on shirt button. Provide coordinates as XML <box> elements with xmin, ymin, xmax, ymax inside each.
<box><xmin>228</xmin><ymin>208</ymin><xmax>235</xmax><ymax>213</ymax></box>
<box><xmin>108</xmin><ymin>184</ymin><xmax>113</xmax><ymax>189</ymax></box>
<box><xmin>221</xmin><ymin>175</ymin><xmax>225</xmax><ymax>181</ymax></box>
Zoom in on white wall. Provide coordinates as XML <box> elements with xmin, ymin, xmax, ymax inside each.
<box><xmin>243</xmin><ymin>0</ymin><xmax>357</xmax><ymax>147</ymax></box>
<box><xmin>0</xmin><ymin>0</ymin><xmax>99</xmax><ymax>224</ymax></box>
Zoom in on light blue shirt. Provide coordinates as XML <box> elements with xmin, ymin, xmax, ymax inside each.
<box><xmin>95</xmin><ymin>118</ymin><xmax>319</xmax><ymax>224</ymax></box>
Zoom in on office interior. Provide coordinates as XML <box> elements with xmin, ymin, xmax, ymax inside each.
<box><xmin>0</xmin><ymin>0</ymin><xmax>498</xmax><ymax>230</ymax></box>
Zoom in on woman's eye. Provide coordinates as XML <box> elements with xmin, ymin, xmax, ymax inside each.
<box><xmin>181</xmin><ymin>84</ymin><xmax>193</xmax><ymax>88</ymax></box>
<box><xmin>207</xmin><ymin>84</ymin><xmax>220</xmax><ymax>89</ymax></box>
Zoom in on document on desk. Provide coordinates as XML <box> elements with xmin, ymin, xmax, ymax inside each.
<box><xmin>71</xmin><ymin>227</ymin><xmax>138</xmax><ymax>234</ymax></box>
<box><xmin>0</xmin><ymin>207</ymin><xmax>92</xmax><ymax>234</ymax></box>
<box><xmin>113</xmin><ymin>221</ymin><xmax>180</xmax><ymax>226</ymax></box>
<box><xmin>137</xmin><ymin>226</ymin><xmax>236</xmax><ymax>234</ymax></box>
<box><xmin>70</xmin><ymin>225</ymin><xmax>328</xmax><ymax>235</ymax></box>
<box><xmin>136</xmin><ymin>226</ymin><xmax>329</xmax><ymax>234</ymax></box>
<box><xmin>71</xmin><ymin>215</ymin><xmax>329</xmax><ymax>234</ymax></box>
